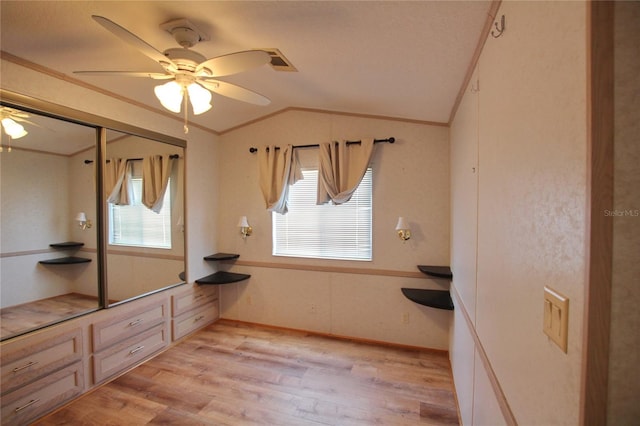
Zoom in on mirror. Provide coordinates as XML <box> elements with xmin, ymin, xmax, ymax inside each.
<box><xmin>103</xmin><ymin>130</ymin><xmax>185</xmax><ymax>306</ymax></box>
<box><xmin>0</xmin><ymin>94</ymin><xmax>186</xmax><ymax>341</ymax></box>
<box><xmin>0</xmin><ymin>106</ymin><xmax>100</xmax><ymax>340</ymax></box>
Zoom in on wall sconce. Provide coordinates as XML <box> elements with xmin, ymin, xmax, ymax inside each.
<box><xmin>395</xmin><ymin>216</ymin><xmax>411</xmax><ymax>241</ymax></box>
<box><xmin>238</xmin><ymin>216</ymin><xmax>252</xmax><ymax>239</ymax></box>
<box><xmin>75</xmin><ymin>212</ymin><xmax>92</xmax><ymax>230</ymax></box>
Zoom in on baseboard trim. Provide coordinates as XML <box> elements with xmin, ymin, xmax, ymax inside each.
<box><xmin>217</xmin><ymin>318</ymin><xmax>449</xmax><ymax>356</ymax></box>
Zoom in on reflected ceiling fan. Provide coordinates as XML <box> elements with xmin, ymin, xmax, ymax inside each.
<box><xmin>1</xmin><ymin>107</ymin><xmax>31</xmax><ymax>151</ymax></box>
<box><xmin>76</xmin><ymin>16</ymin><xmax>271</xmax><ymax>133</ymax></box>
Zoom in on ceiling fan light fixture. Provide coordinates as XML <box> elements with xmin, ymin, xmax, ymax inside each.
<box><xmin>187</xmin><ymin>83</ymin><xmax>212</xmax><ymax>115</ymax></box>
<box><xmin>1</xmin><ymin>117</ymin><xmax>28</xmax><ymax>139</ymax></box>
<box><xmin>154</xmin><ymin>81</ymin><xmax>183</xmax><ymax>113</ymax></box>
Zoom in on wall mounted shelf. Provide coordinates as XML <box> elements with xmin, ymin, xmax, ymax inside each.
<box><xmin>401</xmin><ymin>288</ymin><xmax>454</xmax><ymax>311</ymax></box>
<box><xmin>196</xmin><ymin>253</ymin><xmax>250</xmax><ymax>285</ymax></box>
<box><xmin>195</xmin><ymin>271</ymin><xmax>251</xmax><ymax>285</ymax></box>
<box><xmin>49</xmin><ymin>242</ymin><xmax>84</xmax><ymax>249</ymax></box>
<box><xmin>401</xmin><ymin>265</ymin><xmax>454</xmax><ymax>310</ymax></box>
<box><xmin>39</xmin><ymin>256</ymin><xmax>92</xmax><ymax>265</ymax></box>
<box><xmin>203</xmin><ymin>253</ymin><xmax>240</xmax><ymax>261</ymax></box>
<box><xmin>417</xmin><ymin>265</ymin><xmax>453</xmax><ymax>279</ymax></box>
<box><xmin>39</xmin><ymin>242</ymin><xmax>90</xmax><ymax>264</ymax></box>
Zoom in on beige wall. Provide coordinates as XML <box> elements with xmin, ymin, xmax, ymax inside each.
<box><xmin>215</xmin><ymin>109</ymin><xmax>453</xmax><ymax>349</ymax></box>
<box><xmin>608</xmin><ymin>1</ymin><xmax>640</xmax><ymax>423</ymax></box>
<box><xmin>450</xmin><ymin>2</ymin><xmax>587</xmax><ymax>424</ymax></box>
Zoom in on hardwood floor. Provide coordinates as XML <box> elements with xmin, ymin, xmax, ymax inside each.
<box><xmin>35</xmin><ymin>320</ymin><xmax>459</xmax><ymax>425</ymax></box>
<box><xmin>0</xmin><ymin>293</ymin><xmax>98</xmax><ymax>340</ymax></box>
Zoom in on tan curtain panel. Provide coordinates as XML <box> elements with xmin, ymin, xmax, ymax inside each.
<box><xmin>105</xmin><ymin>158</ymin><xmax>134</xmax><ymax>205</ymax></box>
<box><xmin>142</xmin><ymin>155</ymin><xmax>175</xmax><ymax>213</ymax></box>
<box><xmin>258</xmin><ymin>144</ymin><xmax>303</xmax><ymax>214</ymax></box>
<box><xmin>317</xmin><ymin>138</ymin><xmax>375</xmax><ymax>205</ymax></box>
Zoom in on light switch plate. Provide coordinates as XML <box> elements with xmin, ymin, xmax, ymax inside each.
<box><xmin>543</xmin><ymin>286</ymin><xmax>569</xmax><ymax>352</ymax></box>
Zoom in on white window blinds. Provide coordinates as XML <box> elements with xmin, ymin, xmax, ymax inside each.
<box><xmin>109</xmin><ymin>178</ymin><xmax>172</xmax><ymax>249</ymax></box>
<box><xmin>272</xmin><ymin>168</ymin><xmax>372</xmax><ymax>261</ymax></box>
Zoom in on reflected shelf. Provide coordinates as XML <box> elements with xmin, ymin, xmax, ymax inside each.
<box><xmin>39</xmin><ymin>256</ymin><xmax>91</xmax><ymax>265</ymax></box>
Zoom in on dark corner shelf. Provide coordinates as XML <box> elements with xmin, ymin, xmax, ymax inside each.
<box><xmin>196</xmin><ymin>271</ymin><xmax>251</xmax><ymax>285</ymax></box>
<box><xmin>49</xmin><ymin>242</ymin><xmax>85</xmax><ymax>249</ymax></box>
<box><xmin>203</xmin><ymin>253</ymin><xmax>240</xmax><ymax>261</ymax></box>
<box><xmin>417</xmin><ymin>265</ymin><xmax>453</xmax><ymax>279</ymax></box>
<box><xmin>401</xmin><ymin>288</ymin><xmax>454</xmax><ymax>311</ymax></box>
<box><xmin>197</xmin><ymin>253</ymin><xmax>248</xmax><ymax>284</ymax></box>
<box><xmin>39</xmin><ymin>256</ymin><xmax>92</xmax><ymax>265</ymax></box>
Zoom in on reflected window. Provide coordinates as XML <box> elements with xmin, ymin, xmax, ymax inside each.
<box><xmin>109</xmin><ymin>178</ymin><xmax>172</xmax><ymax>249</ymax></box>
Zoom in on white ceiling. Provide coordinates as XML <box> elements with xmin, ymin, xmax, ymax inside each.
<box><xmin>1</xmin><ymin>1</ymin><xmax>492</xmax><ymax>134</ymax></box>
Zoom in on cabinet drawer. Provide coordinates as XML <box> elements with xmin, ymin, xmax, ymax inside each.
<box><xmin>93</xmin><ymin>323</ymin><xmax>168</xmax><ymax>384</ymax></box>
<box><xmin>172</xmin><ymin>303</ymin><xmax>219</xmax><ymax>341</ymax></box>
<box><xmin>172</xmin><ymin>285</ymin><xmax>218</xmax><ymax>317</ymax></box>
<box><xmin>92</xmin><ymin>299</ymin><xmax>167</xmax><ymax>352</ymax></box>
<box><xmin>1</xmin><ymin>328</ymin><xmax>83</xmax><ymax>395</ymax></box>
<box><xmin>1</xmin><ymin>362</ymin><xmax>84</xmax><ymax>426</ymax></box>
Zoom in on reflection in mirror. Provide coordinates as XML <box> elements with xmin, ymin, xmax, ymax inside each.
<box><xmin>103</xmin><ymin>130</ymin><xmax>185</xmax><ymax>306</ymax></box>
<box><xmin>0</xmin><ymin>107</ymin><xmax>99</xmax><ymax>340</ymax></box>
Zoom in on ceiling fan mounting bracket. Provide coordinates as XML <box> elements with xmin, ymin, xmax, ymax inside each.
<box><xmin>160</xmin><ymin>18</ymin><xmax>209</xmax><ymax>48</ymax></box>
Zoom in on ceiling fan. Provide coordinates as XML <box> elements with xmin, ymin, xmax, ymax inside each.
<box><xmin>76</xmin><ymin>16</ymin><xmax>272</xmax><ymax>133</ymax></box>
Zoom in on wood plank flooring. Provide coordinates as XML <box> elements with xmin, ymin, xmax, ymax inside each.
<box><xmin>0</xmin><ymin>293</ymin><xmax>98</xmax><ymax>340</ymax></box>
<box><xmin>35</xmin><ymin>320</ymin><xmax>460</xmax><ymax>425</ymax></box>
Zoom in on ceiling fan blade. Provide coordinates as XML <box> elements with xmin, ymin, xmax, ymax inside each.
<box><xmin>196</xmin><ymin>50</ymin><xmax>270</xmax><ymax>77</ymax></box>
<box><xmin>199</xmin><ymin>80</ymin><xmax>270</xmax><ymax>106</ymax></box>
<box><xmin>74</xmin><ymin>71</ymin><xmax>174</xmax><ymax>80</ymax></box>
<box><xmin>92</xmin><ymin>15</ymin><xmax>176</xmax><ymax>71</ymax></box>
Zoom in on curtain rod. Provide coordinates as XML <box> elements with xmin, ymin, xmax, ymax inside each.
<box><xmin>248</xmin><ymin>137</ymin><xmax>395</xmax><ymax>153</ymax></box>
<box><xmin>84</xmin><ymin>154</ymin><xmax>180</xmax><ymax>164</ymax></box>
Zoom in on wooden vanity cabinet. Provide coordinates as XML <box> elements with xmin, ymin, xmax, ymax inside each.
<box><xmin>0</xmin><ymin>284</ymin><xmax>220</xmax><ymax>424</ymax></box>
<box><xmin>0</xmin><ymin>328</ymin><xmax>85</xmax><ymax>426</ymax></box>
<box><xmin>91</xmin><ymin>299</ymin><xmax>169</xmax><ymax>384</ymax></box>
<box><xmin>172</xmin><ymin>285</ymin><xmax>219</xmax><ymax>340</ymax></box>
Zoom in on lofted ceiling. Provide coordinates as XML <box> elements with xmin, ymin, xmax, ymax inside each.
<box><xmin>0</xmin><ymin>1</ymin><xmax>493</xmax><ymax>135</ymax></box>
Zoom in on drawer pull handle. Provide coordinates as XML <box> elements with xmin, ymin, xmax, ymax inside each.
<box><xmin>15</xmin><ymin>399</ymin><xmax>40</xmax><ymax>413</ymax></box>
<box><xmin>129</xmin><ymin>345</ymin><xmax>145</xmax><ymax>355</ymax></box>
<box><xmin>194</xmin><ymin>315</ymin><xmax>205</xmax><ymax>322</ymax></box>
<box><xmin>195</xmin><ymin>294</ymin><xmax>204</xmax><ymax>299</ymax></box>
<box><xmin>128</xmin><ymin>319</ymin><xmax>143</xmax><ymax>327</ymax></box>
<box><xmin>12</xmin><ymin>361</ymin><xmax>39</xmax><ymax>373</ymax></box>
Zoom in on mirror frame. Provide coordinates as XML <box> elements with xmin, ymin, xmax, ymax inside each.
<box><xmin>0</xmin><ymin>89</ymin><xmax>187</xmax><ymax>338</ymax></box>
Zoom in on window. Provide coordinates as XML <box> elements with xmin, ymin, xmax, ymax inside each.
<box><xmin>273</xmin><ymin>168</ymin><xmax>372</xmax><ymax>261</ymax></box>
<box><xmin>109</xmin><ymin>178</ymin><xmax>172</xmax><ymax>249</ymax></box>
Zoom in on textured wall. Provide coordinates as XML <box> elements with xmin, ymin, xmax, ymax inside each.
<box><xmin>216</xmin><ymin>109</ymin><xmax>452</xmax><ymax>349</ymax></box>
<box><xmin>450</xmin><ymin>1</ymin><xmax>588</xmax><ymax>424</ymax></box>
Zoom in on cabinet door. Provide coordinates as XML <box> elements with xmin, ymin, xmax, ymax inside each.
<box><xmin>1</xmin><ymin>328</ymin><xmax>83</xmax><ymax>395</ymax></box>
<box><xmin>1</xmin><ymin>362</ymin><xmax>84</xmax><ymax>426</ymax></box>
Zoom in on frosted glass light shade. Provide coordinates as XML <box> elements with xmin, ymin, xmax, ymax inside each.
<box><xmin>1</xmin><ymin>118</ymin><xmax>27</xmax><ymax>139</ymax></box>
<box><xmin>154</xmin><ymin>81</ymin><xmax>183</xmax><ymax>113</ymax></box>
<box><xmin>75</xmin><ymin>212</ymin><xmax>87</xmax><ymax>222</ymax></box>
<box><xmin>395</xmin><ymin>217</ymin><xmax>409</xmax><ymax>231</ymax></box>
<box><xmin>237</xmin><ymin>216</ymin><xmax>250</xmax><ymax>228</ymax></box>
<box><xmin>187</xmin><ymin>83</ymin><xmax>212</xmax><ymax>115</ymax></box>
